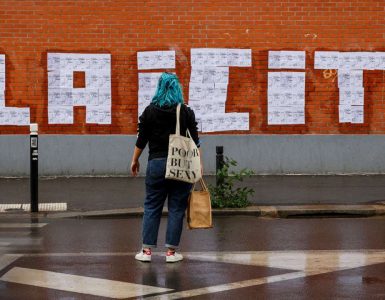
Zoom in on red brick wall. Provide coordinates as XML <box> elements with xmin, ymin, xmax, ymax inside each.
<box><xmin>0</xmin><ymin>0</ymin><xmax>384</xmax><ymax>134</ymax></box>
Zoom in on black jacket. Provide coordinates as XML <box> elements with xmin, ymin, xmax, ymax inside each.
<box><xmin>136</xmin><ymin>103</ymin><xmax>200</xmax><ymax>160</ymax></box>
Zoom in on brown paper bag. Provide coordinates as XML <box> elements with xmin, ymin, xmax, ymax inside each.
<box><xmin>187</xmin><ymin>178</ymin><xmax>213</xmax><ymax>229</ymax></box>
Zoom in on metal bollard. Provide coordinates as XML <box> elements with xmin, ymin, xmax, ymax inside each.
<box><xmin>216</xmin><ymin>146</ymin><xmax>224</xmax><ymax>187</ymax></box>
<box><xmin>30</xmin><ymin>123</ymin><xmax>39</xmax><ymax>213</ymax></box>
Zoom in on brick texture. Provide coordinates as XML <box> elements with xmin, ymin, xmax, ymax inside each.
<box><xmin>0</xmin><ymin>0</ymin><xmax>385</xmax><ymax>134</ymax></box>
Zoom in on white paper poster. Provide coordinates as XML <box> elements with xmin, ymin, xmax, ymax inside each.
<box><xmin>48</xmin><ymin>106</ymin><xmax>73</xmax><ymax>124</ymax></box>
<box><xmin>268</xmin><ymin>51</ymin><xmax>306</xmax><ymax>69</ymax></box>
<box><xmin>137</xmin><ymin>51</ymin><xmax>175</xmax><ymax>70</ymax></box>
<box><xmin>267</xmin><ymin>71</ymin><xmax>306</xmax><ymax>125</ymax></box>
<box><xmin>191</xmin><ymin>48</ymin><xmax>252</xmax><ymax>67</ymax></box>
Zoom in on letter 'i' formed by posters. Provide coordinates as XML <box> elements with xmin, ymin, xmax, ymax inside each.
<box><xmin>267</xmin><ymin>51</ymin><xmax>306</xmax><ymax>125</ymax></box>
<box><xmin>47</xmin><ymin>53</ymin><xmax>112</xmax><ymax>124</ymax></box>
<box><xmin>137</xmin><ymin>51</ymin><xmax>176</xmax><ymax>118</ymax></box>
<box><xmin>0</xmin><ymin>54</ymin><xmax>30</xmax><ymax>126</ymax></box>
<box><xmin>190</xmin><ymin>48</ymin><xmax>252</xmax><ymax>132</ymax></box>
<box><xmin>314</xmin><ymin>51</ymin><xmax>385</xmax><ymax>124</ymax></box>
<box><xmin>137</xmin><ymin>73</ymin><xmax>162</xmax><ymax>117</ymax></box>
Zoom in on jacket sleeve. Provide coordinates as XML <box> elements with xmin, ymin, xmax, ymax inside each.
<box><xmin>186</xmin><ymin>106</ymin><xmax>201</xmax><ymax>148</ymax></box>
<box><xmin>135</xmin><ymin>107</ymin><xmax>149</xmax><ymax>149</ymax></box>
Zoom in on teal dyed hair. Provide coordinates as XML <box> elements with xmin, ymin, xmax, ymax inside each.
<box><xmin>151</xmin><ymin>73</ymin><xmax>184</xmax><ymax>108</ymax></box>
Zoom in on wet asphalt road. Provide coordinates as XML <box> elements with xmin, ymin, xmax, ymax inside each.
<box><xmin>0</xmin><ymin>215</ymin><xmax>384</xmax><ymax>299</ymax></box>
<box><xmin>2</xmin><ymin>175</ymin><xmax>385</xmax><ymax>211</ymax></box>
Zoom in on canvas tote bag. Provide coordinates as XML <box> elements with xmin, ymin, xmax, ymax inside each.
<box><xmin>187</xmin><ymin>178</ymin><xmax>213</xmax><ymax>229</ymax></box>
<box><xmin>165</xmin><ymin>104</ymin><xmax>201</xmax><ymax>184</ymax></box>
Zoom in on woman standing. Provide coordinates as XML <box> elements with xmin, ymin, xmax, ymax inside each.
<box><xmin>131</xmin><ymin>73</ymin><xmax>201</xmax><ymax>263</ymax></box>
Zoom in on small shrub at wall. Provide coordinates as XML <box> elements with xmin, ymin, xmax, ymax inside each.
<box><xmin>209</xmin><ymin>157</ymin><xmax>255</xmax><ymax>208</ymax></box>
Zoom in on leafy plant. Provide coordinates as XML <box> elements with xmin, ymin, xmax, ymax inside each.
<box><xmin>209</xmin><ymin>157</ymin><xmax>255</xmax><ymax>208</ymax></box>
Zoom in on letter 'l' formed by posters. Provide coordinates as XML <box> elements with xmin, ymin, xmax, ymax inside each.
<box><xmin>189</xmin><ymin>48</ymin><xmax>251</xmax><ymax>132</ymax></box>
<box><xmin>0</xmin><ymin>54</ymin><xmax>30</xmax><ymax>126</ymax></box>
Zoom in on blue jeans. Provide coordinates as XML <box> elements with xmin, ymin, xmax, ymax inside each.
<box><xmin>142</xmin><ymin>157</ymin><xmax>192</xmax><ymax>249</ymax></box>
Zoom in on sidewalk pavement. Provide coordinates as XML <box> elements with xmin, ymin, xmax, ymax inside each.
<box><xmin>1</xmin><ymin>175</ymin><xmax>385</xmax><ymax>218</ymax></box>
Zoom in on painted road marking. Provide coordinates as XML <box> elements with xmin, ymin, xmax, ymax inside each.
<box><xmin>22</xmin><ymin>203</ymin><xmax>67</xmax><ymax>212</ymax></box>
<box><xmin>0</xmin><ymin>204</ymin><xmax>21</xmax><ymax>212</ymax></box>
<box><xmin>0</xmin><ymin>255</ymin><xmax>22</xmax><ymax>271</ymax></box>
<box><xmin>0</xmin><ymin>223</ymin><xmax>47</xmax><ymax>229</ymax></box>
<box><xmin>1</xmin><ymin>250</ymin><xmax>384</xmax><ymax>299</ymax></box>
<box><xmin>0</xmin><ymin>203</ymin><xmax>67</xmax><ymax>212</ymax></box>
<box><xmin>184</xmin><ymin>250</ymin><xmax>385</xmax><ymax>273</ymax></box>
<box><xmin>145</xmin><ymin>271</ymin><xmax>307</xmax><ymax>300</ymax></box>
<box><xmin>0</xmin><ymin>267</ymin><xmax>173</xmax><ymax>299</ymax></box>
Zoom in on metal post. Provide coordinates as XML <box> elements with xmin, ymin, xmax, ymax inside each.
<box><xmin>216</xmin><ymin>146</ymin><xmax>224</xmax><ymax>187</ymax></box>
<box><xmin>30</xmin><ymin>123</ymin><xmax>39</xmax><ymax>213</ymax></box>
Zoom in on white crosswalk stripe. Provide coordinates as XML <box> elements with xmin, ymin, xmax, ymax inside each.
<box><xmin>1</xmin><ymin>267</ymin><xmax>172</xmax><ymax>299</ymax></box>
<box><xmin>0</xmin><ymin>250</ymin><xmax>384</xmax><ymax>299</ymax></box>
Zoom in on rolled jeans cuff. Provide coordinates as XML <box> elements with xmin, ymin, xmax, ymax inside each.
<box><xmin>165</xmin><ymin>243</ymin><xmax>179</xmax><ymax>249</ymax></box>
<box><xmin>142</xmin><ymin>244</ymin><xmax>156</xmax><ymax>249</ymax></box>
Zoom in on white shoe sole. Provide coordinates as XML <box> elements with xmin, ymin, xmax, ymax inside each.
<box><xmin>166</xmin><ymin>257</ymin><xmax>183</xmax><ymax>263</ymax></box>
<box><xmin>135</xmin><ymin>255</ymin><xmax>151</xmax><ymax>262</ymax></box>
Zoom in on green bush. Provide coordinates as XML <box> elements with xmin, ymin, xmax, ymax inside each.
<box><xmin>209</xmin><ymin>157</ymin><xmax>255</xmax><ymax>208</ymax></box>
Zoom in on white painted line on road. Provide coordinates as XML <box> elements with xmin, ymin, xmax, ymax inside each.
<box><xmin>0</xmin><ymin>203</ymin><xmax>67</xmax><ymax>212</ymax></box>
<box><xmin>0</xmin><ymin>223</ymin><xmax>48</xmax><ymax>228</ymax></box>
<box><xmin>22</xmin><ymin>203</ymin><xmax>67</xmax><ymax>212</ymax></box>
<box><xmin>0</xmin><ymin>250</ymin><xmax>384</xmax><ymax>299</ymax></box>
<box><xmin>0</xmin><ymin>237</ymin><xmax>43</xmax><ymax>245</ymax></box>
<box><xmin>148</xmin><ymin>250</ymin><xmax>385</xmax><ymax>299</ymax></box>
<box><xmin>0</xmin><ymin>267</ymin><xmax>173</xmax><ymax>299</ymax></box>
<box><xmin>0</xmin><ymin>204</ymin><xmax>22</xmax><ymax>212</ymax></box>
<box><xmin>17</xmin><ymin>252</ymin><xmax>137</xmax><ymax>257</ymax></box>
<box><xmin>145</xmin><ymin>271</ymin><xmax>306</xmax><ymax>300</ymax></box>
<box><xmin>0</xmin><ymin>254</ymin><xmax>22</xmax><ymax>272</ymax></box>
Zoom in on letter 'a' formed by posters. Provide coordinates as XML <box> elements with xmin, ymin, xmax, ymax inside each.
<box><xmin>47</xmin><ymin>53</ymin><xmax>112</xmax><ymax>124</ymax></box>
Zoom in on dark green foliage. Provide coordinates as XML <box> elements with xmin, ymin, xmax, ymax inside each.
<box><xmin>209</xmin><ymin>157</ymin><xmax>255</xmax><ymax>208</ymax></box>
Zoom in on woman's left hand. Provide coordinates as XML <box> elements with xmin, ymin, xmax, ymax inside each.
<box><xmin>131</xmin><ymin>160</ymin><xmax>140</xmax><ymax>176</ymax></box>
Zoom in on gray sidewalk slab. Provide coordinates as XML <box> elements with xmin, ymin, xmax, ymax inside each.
<box><xmin>1</xmin><ymin>175</ymin><xmax>385</xmax><ymax>212</ymax></box>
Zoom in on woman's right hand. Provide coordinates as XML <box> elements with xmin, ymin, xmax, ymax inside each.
<box><xmin>131</xmin><ymin>160</ymin><xmax>140</xmax><ymax>176</ymax></box>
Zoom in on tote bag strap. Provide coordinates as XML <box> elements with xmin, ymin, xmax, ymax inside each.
<box><xmin>175</xmin><ymin>103</ymin><xmax>181</xmax><ymax>136</ymax></box>
<box><xmin>176</xmin><ymin>104</ymin><xmax>193</xmax><ymax>139</ymax></box>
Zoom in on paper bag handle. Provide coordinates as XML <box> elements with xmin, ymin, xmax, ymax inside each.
<box><xmin>192</xmin><ymin>178</ymin><xmax>208</xmax><ymax>192</ymax></box>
